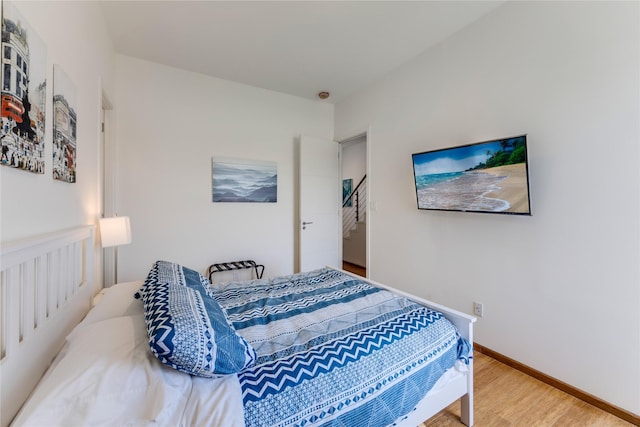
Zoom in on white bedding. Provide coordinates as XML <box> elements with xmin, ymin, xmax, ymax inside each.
<box><xmin>12</xmin><ymin>282</ymin><xmax>245</xmax><ymax>427</ymax></box>
<box><xmin>12</xmin><ymin>281</ymin><xmax>466</xmax><ymax>427</ymax></box>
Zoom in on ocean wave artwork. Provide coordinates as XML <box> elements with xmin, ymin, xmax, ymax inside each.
<box><xmin>212</xmin><ymin>157</ymin><xmax>277</xmax><ymax>203</ymax></box>
<box><xmin>416</xmin><ymin>171</ymin><xmax>510</xmax><ymax>212</ymax></box>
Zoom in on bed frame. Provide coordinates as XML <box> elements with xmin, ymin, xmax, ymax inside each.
<box><xmin>339</xmin><ymin>270</ymin><xmax>476</xmax><ymax>427</ymax></box>
<box><xmin>0</xmin><ymin>226</ymin><xmax>95</xmax><ymax>427</ymax></box>
<box><xmin>0</xmin><ymin>226</ymin><xmax>474</xmax><ymax>427</ymax></box>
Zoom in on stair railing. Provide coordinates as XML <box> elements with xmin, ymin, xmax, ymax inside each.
<box><xmin>343</xmin><ymin>175</ymin><xmax>367</xmax><ymax>238</ymax></box>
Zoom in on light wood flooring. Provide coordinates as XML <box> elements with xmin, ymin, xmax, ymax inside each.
<box><xmin>420</xmin><ymin>352</ymin><xmax>634</xmax><ymax>427</ymax></box>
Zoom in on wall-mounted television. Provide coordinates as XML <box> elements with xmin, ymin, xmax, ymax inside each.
<box><xmin>412</xmin><ymin>135</ymin><xmax>531</xmax><ymax>215</ymax></box>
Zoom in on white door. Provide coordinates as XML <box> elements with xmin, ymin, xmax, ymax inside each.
<box><xmin>299</xmin><ymin>136</ymin><xmax>341</xmax><ymax>272</ymax></box>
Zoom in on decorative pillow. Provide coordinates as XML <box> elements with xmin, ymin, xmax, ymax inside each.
<box><xmin>136</xmin><ymin>261</ymin><xmax>256</xmax><ymax>377</ymax></box>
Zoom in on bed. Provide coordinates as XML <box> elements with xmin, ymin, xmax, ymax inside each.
<box><xmin>1</xmin><ymin>226</ymin><xmax>476</xmax><ymax>427</ymax></box>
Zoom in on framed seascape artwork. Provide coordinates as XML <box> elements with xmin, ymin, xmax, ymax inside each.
<box><xmin>1</xmin><ymin>2</ymin><xmax>47</xmax><ymax>174</ymax></box>
<box><xmin>342</xmin><ymin>178</ymin><xmax>352</xmax><ymax>207</ymax></box>
<box><xmin>53</xmin><ymin>65</ymin><xmax>77</xmax><ymax>183</ymax></box>
<box><xmin>212</xmin><ymin>157</ymin><xmax>277</xmax><ymax>203</ymax></box>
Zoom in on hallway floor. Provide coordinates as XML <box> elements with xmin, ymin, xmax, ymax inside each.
<box><xmin>342</xmin><ymin>261</ymin><xmax>366</xmax><ymax>277</ymax></box>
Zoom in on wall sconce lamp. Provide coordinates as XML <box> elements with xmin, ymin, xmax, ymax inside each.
<box><xmin>99</xmin><ymin>216</ymin><xmax>132</xmax><ymax>284</ymax></box>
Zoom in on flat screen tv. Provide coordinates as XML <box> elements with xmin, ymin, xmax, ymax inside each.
<box><xmin>412</xmin><ymin>135</ymin><xmax>531</xmax><ymax>215</ymax></box>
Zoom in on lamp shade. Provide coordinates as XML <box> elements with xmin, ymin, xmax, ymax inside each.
<box><xmin>99</xmin><ymin>216</ymin><xmax>132</xmax><ymax>248</ymax></box>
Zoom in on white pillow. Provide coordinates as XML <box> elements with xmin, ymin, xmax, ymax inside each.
<box><xmin>13</xmin><ymin>285</ymin><xmax>247</xmax><ymax>427</ymax></box>
<box><xmin>81</xmin><ymin>281</ymin><xmax>143</xmax><ymax>326</ymax></box>
<box><xmin>12</xmin><ymin>315</ymin><xmax>193</xmax><ymax>426</ymax></box>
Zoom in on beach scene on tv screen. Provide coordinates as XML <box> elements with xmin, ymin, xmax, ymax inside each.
<box><xmin>413</xmin><ymin>136</ymin><xmax>530</xmax><ymax>214</ymax></box>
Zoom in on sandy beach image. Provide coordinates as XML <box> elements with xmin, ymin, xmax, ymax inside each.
<box><xmin>414</xmin><ymin>162</ymin><xmax>530</xmax><ymax>214</ymax></box>
<box><xmin>412</xmin><ymin>135</ymin><xmax>530</xmax><ymax>214</ymax></box>
<box><xmin>480</xmin><ymin>163</ymin><xmax>530</xmax><ymax>213</ymax></box>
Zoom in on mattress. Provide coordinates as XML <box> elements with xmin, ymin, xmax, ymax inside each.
<box><xmin>12</xmin><ymin>269</ymin><xmax>470</xmax><ymax>427</ymax></box>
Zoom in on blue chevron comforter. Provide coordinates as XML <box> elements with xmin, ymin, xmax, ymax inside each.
<box><xmin>210</xmin><ymin>268</ymin><xmax>470</xmax><ymax>427</ymax></box>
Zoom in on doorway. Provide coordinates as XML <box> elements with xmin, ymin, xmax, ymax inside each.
<box><xmin>340</xmin><ymin>133</ymin><xmax>367</xmax><ymax>277</ymax></box>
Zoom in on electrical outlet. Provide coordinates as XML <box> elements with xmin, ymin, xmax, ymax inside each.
<box><xmin>473</xmin><ymin>302</ymin><xmax>484</xmax><ymax>317</ymax></box>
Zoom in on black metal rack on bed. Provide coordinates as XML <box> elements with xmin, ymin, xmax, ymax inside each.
<box><xmin>207</xmin><ymin>260</ymin><xmax>264</xmax><ymax>283</ymax></box>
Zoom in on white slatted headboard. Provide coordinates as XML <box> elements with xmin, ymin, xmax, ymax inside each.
<box><xmin>0</xmin><ymin>226</ymin><xmax>95</xmax><ymax>427</ymax></box>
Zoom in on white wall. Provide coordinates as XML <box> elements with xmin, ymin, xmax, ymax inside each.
<box><xmin>114</xmin><ymin>55</ymin><xmax>333</xmax><ymax>282</ymax></box>
<box><xmin>342</xmin><ymin>136</ymin><xmax>366</xmax><ymax>189</ymax></box>
<box><xmin>0</xmin><ymin>1</ymin><xmax>115</xmax><ymax>292</ymax></box>
<box><xmin>335</xmin><ymin>1</ymin><xmax>639</xmax><ymax>415</ymax></box>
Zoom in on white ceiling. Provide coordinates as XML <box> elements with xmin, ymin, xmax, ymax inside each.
<box><xmin>100</xmin><ymin>1</ymin><xmax>504</xmax><ymax>103</ymax></box>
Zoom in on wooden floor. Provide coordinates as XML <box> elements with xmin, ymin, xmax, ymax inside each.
<box><xmin>420</xmin><ymin>352</ymin><xmax>633</xmax><ymax>427</ymax></box>
<box><xmin>340</xmin><ymin>262</ymin><xmax>633</xmax><ymax>426</ymax></box>
<box><xmin>342</xmin><ymin>261</ymin><xmax>366</xmax><ymax>277</ymax></box>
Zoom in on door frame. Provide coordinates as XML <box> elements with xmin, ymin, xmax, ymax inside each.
<box><xmin>338</xmin><ymin>128</ymin><xmax>370</xmax><ymax>277</ymax></box>
<box><xmin>101</xmin><ymin>92</ymin><xmax>116</xmax><ymax>287</ymax></box>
